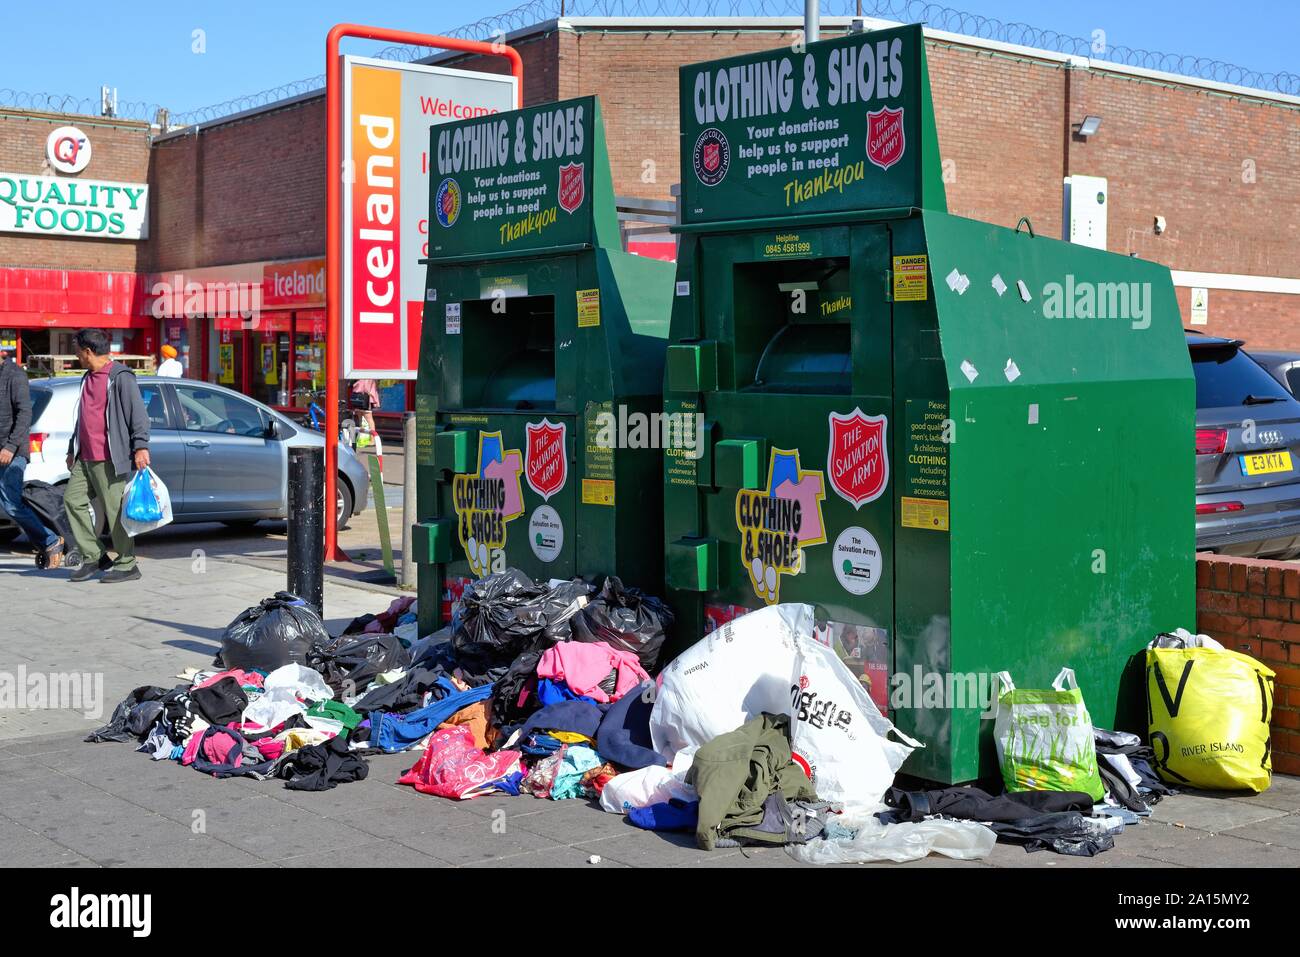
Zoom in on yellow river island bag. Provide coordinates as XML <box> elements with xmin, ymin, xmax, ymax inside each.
<box><xmin>1146</xmin><ymin>631</ymin><xmax>1275</xmax><ymax>793</ymax></box>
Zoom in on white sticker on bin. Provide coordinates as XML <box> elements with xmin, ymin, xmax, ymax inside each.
<box><xmin>1028</xmin><ymin>403</ymin><xmax>1039</xmax><ymax>424</ymax></box>
<box><xmin>991</xmin><ymin>274</ymin><xmax>1007</xmax><ymax>296</ymax></box>
<box><xmin>1017</xmin><ymin>279</ymin><xmax>1032</xmax><ymax>302</ymax></box>
<box><xmin>1004</xmin><ymin>359</ymin><xmax>1021</xmax><ymax>382</ymax></box>
<box><xmin>960</xmin><ymin>359</ymin><xmax>979</xmax><ymax>383</ymax></box>
<box><xmin>946</xmin><ymin>268</ymin><xmax>970</xmax><ymax>295</ymax></box>
<box><xmin>675</xmin><ymin>281</ymin><xmax>690</xmax><ymax>297</ymax></box>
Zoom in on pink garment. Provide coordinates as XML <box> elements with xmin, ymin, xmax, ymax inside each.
<box><xmin>398</xmin><ymin>725</ymin><xmax>521</xmax><ymax>800</ymax></box>
<box><xmin>252</xmin><ymin>738</ymin><xmax>286</xmax><ymax>762</ymax></box>
<box><xmin>76</xmin><ymin>361</ymin><xmax>113</xmax><ymax>462</ymax></box>
<box><xmin>181</xmin><ymin>731</ymin><xmax>205</xmax><ymax>766</ymax></box>
<box><xmin>536</xmin><ymin>641</ymin><xmax>650</xmax><ymax>704</ymax></box>
<box><xmin>482</xmin><ymin>450</ymin><xmax>524</xmax><ymax>517</ymax></box>
<box><xmin>196</xmin><ymin>669</ymin><xmax>264</xmax><ymax>691</ymax></box>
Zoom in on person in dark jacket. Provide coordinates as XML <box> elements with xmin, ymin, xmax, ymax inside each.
<box><xmin>63</xmin><ymin>329</ymin><xmax>151</xmax><ymax>583</ymax></box>
<box><xmin>0</xmin><ymin>348</ymin><xmax>66</xmax><ymax>566</ymax></box>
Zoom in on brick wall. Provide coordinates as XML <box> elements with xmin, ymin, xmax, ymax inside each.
<box><xmin>11</xmin><ymin>24</ymin><xmax>1296</xmax><ymax>333</ymax></box>
<box><xmin>0</xmin><ymin>110</ymin><xmax>152</xmax><ymax>271</ymax></box>
<box><xmin>1195</xmin><ymin>553</ymin><xmax>1300</xmax><ymax>776</ymax></box>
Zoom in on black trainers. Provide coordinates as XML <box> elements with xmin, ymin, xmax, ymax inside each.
<box><xmin>69</xmin><ymin>555</ymin><xmax>112</xmax><ymax>582</ymax></box>
<box><xmin>101</xmin><ymin>566</ymin><xmax>142</xmax><ymax>584</ymax></box>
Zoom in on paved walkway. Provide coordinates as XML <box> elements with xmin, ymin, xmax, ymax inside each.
<box><xmin>1</xmin><ymin>541</ymin><xmax>1298</xmax><ymax>868</ymax></box>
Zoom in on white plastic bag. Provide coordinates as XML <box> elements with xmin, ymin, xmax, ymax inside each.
<box><xmin>599</xmin><ymin>760</ymin><xmax>697</xmax><ymax>814</ymax></box>
<box><xmin>788</xmin><ymin>803</ymin><xmax>997</xmax><ymax>865</ymax></box>
<box><xmin>650</xmin><ymin>603</ymin><xmax>920</xmax><ymax>806</ymax></box>
<box><xmin>120</xmin><ymin>467</ymin><xmax>173</xmax><ymax>537</ymax></box>
<box><xmin>243</xmin><ymin>663</ymin><xmax>333</xmax><ymax>729</ymax></box>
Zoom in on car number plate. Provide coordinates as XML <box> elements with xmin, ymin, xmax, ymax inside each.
<box><xmin>1240</xmin><ymin>450</ymin><xmax>1293</xmax><ymax>476</ymax></box>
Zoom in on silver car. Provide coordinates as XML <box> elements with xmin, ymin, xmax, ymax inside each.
<box><xmin>0</xmin><ymin>376</ymin><xmax>368</xmax><ymax>538</ymax></box>
<box><xmin>1192</xmin><ymin>334</ymin><xmax>1300</xmax><ymax>558</ymax></box>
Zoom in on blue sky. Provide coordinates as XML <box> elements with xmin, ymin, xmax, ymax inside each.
<box><xmin>1</xmin><ymin>0</ymin><xmax>1295</xmax><ymax>121</ymax></box>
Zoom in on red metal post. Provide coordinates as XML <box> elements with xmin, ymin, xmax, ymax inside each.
<box><xmin>325</xmin><ymin>24</ymin><xmax>523</xmax><ymax>561</ymax></box>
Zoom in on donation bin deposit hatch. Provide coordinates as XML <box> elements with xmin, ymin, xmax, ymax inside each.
<box><xmin>412</xmin><ymin>95</ymin><xmax>676</xmax><ymax>636</ymax></box>
<box><xmin>662</xmin><ymin>24</ymin><xmax>1194</xmax><ymax>784</ymax></box>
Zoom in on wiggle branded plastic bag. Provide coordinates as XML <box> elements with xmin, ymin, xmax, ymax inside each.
<box><xmin>121</xmin><ymin>467</ymin><xmax>173</xmax><ymax>537</ymax></box>
<box><xmin>1146</xmin><ymin>631</ymin><xmax>1275</xmax><ymax>793</ymax></box>
<box><xmin>993</xmin><ymin>668</ymin><xmax>1105</xmax><ymax>801</ymax></box>
<box><xmin>649</xmin><ymin>603</ymin><xmax>919</xmax><ymax>806</ymax></box>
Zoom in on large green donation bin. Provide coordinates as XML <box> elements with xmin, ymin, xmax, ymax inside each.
<box><xmin>662</xmin><ymin>24</ymin><xmax>1194</xmax><ymax>783</ymax></box>
<box><xmin>414</xmin><ymin>95</ymin><xmax>675</xmax><ymax>636</ymax></box>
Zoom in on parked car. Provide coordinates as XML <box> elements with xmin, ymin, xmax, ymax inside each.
<box><xmin>0</xmin><ymin>376</ymin><xmax>368</xmax><ymax>541</ymax></box>
<box><xmin>1191</xmin><ymin>334</ymin><xmax>1300</xmax><ymax>559</ymax></box>
<box><xmin>1244</xmin><ymin>350</ymin><xmax>1300</xmax><ymax>398</ymax></box>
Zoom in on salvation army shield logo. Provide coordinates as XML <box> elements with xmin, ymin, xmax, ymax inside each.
<box><xmin>692</xmin><ymin>128</ymin><xmax>730</xmax><ymax>186</ymax></box>
<box><xmin>558</xmin><ymin>162</ymin><xmax>585</xmax><ymax>214</ymax></box>
<box><xmin>525</xmin><ymin>419</ymin><xmax>567</xmax><ymax>501</ymax></box>
<box><xmin>435</xmin><ymin>178</ymin><xmax>461</xmax><ymax>227</ymax></box>
<box><xmin>865</xmin><ymin>106</ymin><xmax>905</xmax><ymax>172</ymax></box>
<box><xmin>827</xmin><ymin>409</ymin><xmax>889</xmax><ymax>508</ymax></box>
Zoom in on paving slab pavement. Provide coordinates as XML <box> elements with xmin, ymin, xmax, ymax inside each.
<box><xmin>1</xmin><ymin>536</ymin><xmax>1298</xmax><ymax>868</ymax></box>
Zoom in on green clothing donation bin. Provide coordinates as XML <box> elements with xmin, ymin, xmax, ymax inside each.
<box><xmin>414</xmin><ymin>95</ymin><xmax>675</xmax><ymax>637</ymax></box>
<box><xmin>662</xmin><ymin>24</ymin><xmax>1194</xmax><ymax>783</ymax></box>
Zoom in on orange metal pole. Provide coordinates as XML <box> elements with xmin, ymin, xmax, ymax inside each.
<box><xmin>325</xmin><ymin>24</ymin><xmax>524</xmax><ymax>562</ymax></box>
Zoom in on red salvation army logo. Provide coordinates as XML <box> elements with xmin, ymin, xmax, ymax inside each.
<box><xmin>525</xmin><ymin>419</ymin><xmax>567</xmax><ymax>500</ymax></box>
<box><xmin>692</xmin><ymin>128</ymin><xmax>730</xmax><ymax>186</ymax></box>
<box><xmin>558</xmin><ymin>162</ymin><xmax>585</xmax><ymax>214</ymax></box>
<box><xmin>865</xmin><ymin>106</ymin><xmax>905</xmax><ymax>172</ymax></box>
<box><xmin>827</xmin><ymin>409</ymin><xmax>890</xmax><ymax>508</ymax></box>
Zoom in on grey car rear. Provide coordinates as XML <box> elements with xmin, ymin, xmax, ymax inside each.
<box><xmin>1192</xmin><ymin>335</ymin><xmax>1300</xmax><ymax>558</ymax></box>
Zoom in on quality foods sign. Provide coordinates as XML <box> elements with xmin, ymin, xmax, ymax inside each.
<box><xmin>0</xmin><ymin>173</ymin><xmax>148</xmax><ymax>240</ymax></box>
<box><xmin>342</xmin><ymin>56</ymin><xmax>516</xmax><ymax>379</ymax></box>
<box><xmin>679</xmin><ymin>23</ymin><xmax>933</xmax><ymax>222</ymax></box>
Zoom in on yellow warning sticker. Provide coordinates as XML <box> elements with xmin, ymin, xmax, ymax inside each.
<box><xmin>901</xmin><ymin>496</ymin><xmax>948</xmax><ymax>531</ymax></box>
<box><xmin>582</xmin><ymin>478</ymin><xmax>615</xmax><ymax>505</ymax></box>
<box><xmin>577</xmin><ymin>288</ymin><xmax>601</xmax><ymax>327</ymax></box>
<box><xmin>893</xmin><ymin>255</ymin><xmax>929</xmax><ymax>302</ymax></box>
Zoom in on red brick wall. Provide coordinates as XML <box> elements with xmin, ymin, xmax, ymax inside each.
<box><xmin>0</xmin><ymin>110</ymin><xmax>152</xmax><ymax>271</ymax></box>
<box><xmin>1195</xmin><ymin>553</ymin><xmax>1300</xmax><ymax>776</ymax></box>
<box><xmin>1177</xmin><ymin>287</ymin><xmax>1299</xmax><ymax>350</ymax></box>
<box><xmin>149</xmin><ymin>98</ymin><xmax>327</xmax><ymax>272</ymax></box>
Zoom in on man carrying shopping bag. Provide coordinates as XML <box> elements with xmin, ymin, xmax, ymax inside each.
<box><xmin>64</xmin><ymin>329</ymin><xmax>151</xmax><ymax>583</ymax></box>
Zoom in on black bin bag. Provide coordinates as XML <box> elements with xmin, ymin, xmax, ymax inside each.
<box><xmin>217</xmin><ymin>592</ymin><xmax>327</xmax><ymax>671</ymax></box>
<box><xmin>570</xmin><ymin>576</ymin><xmax>674</xmax><ymax>672</ymax></box>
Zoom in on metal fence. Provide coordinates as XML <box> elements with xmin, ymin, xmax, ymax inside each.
<box><xmin>2</xmin><ymin>0</ymin><xmax>1295</xmax><ymax>127</ymax></box>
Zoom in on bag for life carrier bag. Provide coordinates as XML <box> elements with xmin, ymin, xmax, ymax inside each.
<box><xmin>121</xmin><ymin>467</ymin><xmax>174</xmax><ymax>537</ymax></box>
<box><xmin>218</xmin><ymin>592</ymin><xmax>328</xmax><ymax>672</ymax></box>
<box><xmin>649</xmin><ymin>603</ymin><xmax>919</xmax><ymax>806</ymax></box>
<box><xmin>993</xmin><ymin>668</ymin><xmax>1105</xmax><ymax>801</ymax></box>
<box><xmin>1146</xmin><ymin>631</ymin><xmax>1274</xmax><ymax>793</ymax></box>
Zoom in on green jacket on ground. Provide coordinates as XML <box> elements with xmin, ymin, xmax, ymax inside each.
<box><xmin>687</xmin><ymin>712</ymin><xmax>817</xmax><ymax>850</ymax></box>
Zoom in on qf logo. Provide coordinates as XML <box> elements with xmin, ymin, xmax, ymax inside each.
<box><xmin>46</xmin><ymin>126</ymin><xmax>92</xmax><ymax>174</ymax></box>
<box><xmin>50</xmin><ymin>888</ymin><xmax>151</xmax><ymax>937</ymax></box>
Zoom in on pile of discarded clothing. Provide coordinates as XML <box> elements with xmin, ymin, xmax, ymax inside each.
<box><xmin>88</xmin><ymin>575</ymin><xmax>1222</xmax><ymax>866</ymax></box>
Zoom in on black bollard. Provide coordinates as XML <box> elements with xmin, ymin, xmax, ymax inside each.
<box><xmin>288</xmin><ymin>445</ymin><xmax>325</xmax><ymax>616</ymax></box>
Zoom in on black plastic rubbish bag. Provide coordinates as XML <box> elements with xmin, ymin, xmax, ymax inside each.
<box><xmin>217</xmin><ymin>592</ymin><xmax>327</xmax><ymax>671</ymax></box>
<box><xmin>451</xmin><ymin>569</ymin><xmax>550</xmax><ymax>667</ymax></box>
<box><xmin>308</xmin><ymin>633</ymin><xmax>411</xmax><ymax>696</ymax></box>
<box><xmin>570</xmin><ymin>576</ymin><xmax>674</xmax><ymax>672</ymax></box>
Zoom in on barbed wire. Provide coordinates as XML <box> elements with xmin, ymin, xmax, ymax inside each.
<box><xmin>2</xmin><ymin>0</ymin><xmax>1295</xmax><ymax>128</ymax></box>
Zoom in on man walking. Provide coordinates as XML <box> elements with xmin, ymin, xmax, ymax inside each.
<box><xmin>0</xmin><ymin>346</ymin><xmax>66</xmax><ymax>567</ymax></box>
<box><xmin>64</xmin><ymin>329</ymin><xmax>151</xmax><ymax>583</ymax></box>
